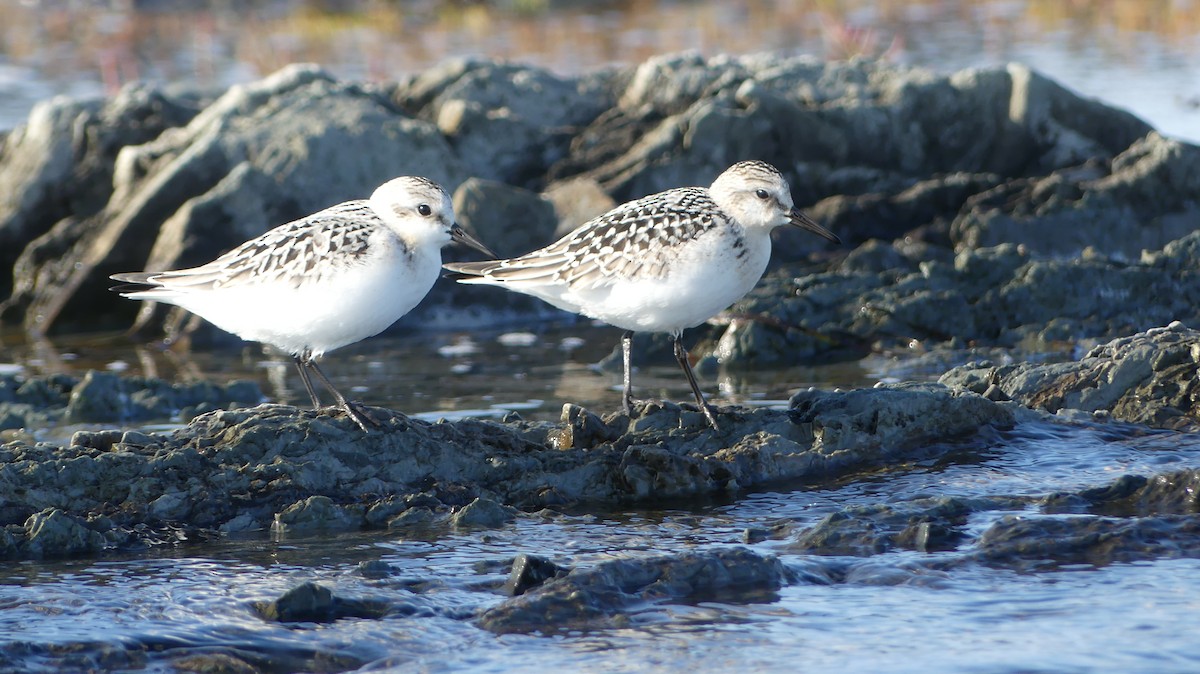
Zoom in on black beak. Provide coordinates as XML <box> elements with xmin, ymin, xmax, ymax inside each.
<box><xmin>450</xmin><ymin>223</ymin><xmax>498</xmax><ymax>259</ymax></box>
<box><xmin>788</xmin><ymin>208</ymin><xmax>840</xmax><ymax>244</ymax></box>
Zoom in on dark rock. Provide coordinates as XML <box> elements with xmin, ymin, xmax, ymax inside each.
<box><xmin>450</xmin><ymin>497</ymin><xmax>517</xmax><ymax>529</ymax></box>
<box><xmin>169</xmin><ymin>652</ymin><xmax>260</xmax><ymax>674</ymax></box>
<box><xmin>6</xmin><ymin>64</ymin><xmax>469</xmax><ymax>336</ymax></box>
<box><xmin>0</xmin><ymin>383</ymin><xmax>1011</xmax><ymax>560</ymax></box>
<box><xmin>542</xmin><ymin>176</ymin><xmax>617</xmax><ymax>237</ymax></box>
<box><xmin>65</xmin><ymin>370</ymin><xmax>126</xmax><ymax>422</ymax></box>
<box><xmin>787</xmin><ymin>497</ymin><xmax>1012</xmax><ymax>556</ymax></box>
<box><xmin>253</xmin><ymin>581</ymin><xmax>389</xmax><ymax>622</ymax></box>
<box><xmin>358</xmin><ymin>560</ymin><xmax>396</xmax><ymax>579</ymax></box>
<box><xmin>1</xmin><ymin>370</ymin><xmax>262</xmax><ymax>427</ymax></box>
<box><xmin>1046</xmin><ymin>470</ymin><xmax>1200</xmax><ymax>517</ymax></box>
<box><xmin>975</xmin><ymin>513</ymin><xmax>1200</xmax><ymax>568</ymax></box>
<box><xmin>502</xmin><ymin>553</ymin><xmax>567</xmax><ymax>596</ymax></box>
<box><xmin>952</xmin><ymin>134</ymin><xmax>1200</xmax><ymax>258</ymax></box>
<box><xmin>478</xmin><ymin>547</ymin><xmax>783</xmax><ymax>634</ymax></box>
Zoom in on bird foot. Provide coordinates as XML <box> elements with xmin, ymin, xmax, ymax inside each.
<box><xmin>329</xmin><ymin>400</ymin><xmax>385</xmax><ymax>432</ymax></box>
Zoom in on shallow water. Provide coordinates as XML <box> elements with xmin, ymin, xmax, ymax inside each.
<box><xmin>2</xmin><ymin>391</ymin><xmax>1198</xmax><ymax>672</ymax></box>
<box><xmin>2</xmin><ymin>325</ymin><xmax>1200</xmax><ymax>672</ymax></box>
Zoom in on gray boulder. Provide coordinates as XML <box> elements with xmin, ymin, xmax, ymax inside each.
<box><xmin>940</xmin><ymin>321</ymin><xmax>1200</xmax><ymax>430</ymax></box>
<box><xmin>7</xmin><ymin>64</ymin><xmax>469</xmax><ymax>336</ymax></box>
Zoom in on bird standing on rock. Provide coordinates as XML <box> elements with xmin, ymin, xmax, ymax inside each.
<box><xmin>443</xmin><ymin>160</ymin><xmax>840</xmax><ymax>430</ymax></box>
<box><xmin>111</xmin><ymin>176</ymin><xmax>495</xmax><ymax>432</ymax></box>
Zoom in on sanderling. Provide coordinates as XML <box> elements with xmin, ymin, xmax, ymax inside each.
<box><xmin>111</xmin><ymin>176</ymin><xmax>495</xmax><ymax>431</ymax></box>
<box><xmin>444</xmin><ymin>160</ymin><xmax>840</xmax><ymax>430</ymax></box>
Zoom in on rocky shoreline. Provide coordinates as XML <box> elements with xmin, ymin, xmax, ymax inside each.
<box><xmin>0</xmin><ymin>321</ymin><xmax>1196</xmax><ymax>565</ymax></box>
<box><xmin>2</xmin><ymin>54</ymin><xmax>1200</xmax><ymax>639</ymax></box>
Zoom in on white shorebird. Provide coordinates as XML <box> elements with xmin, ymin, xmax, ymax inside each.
<box><xmin>444</xmin><ymin>160</ymin><xmax>840</xmax><ymax>430</ymax></box>
<box><xmin>111</xmin><ymin>176</ymin><xmax>495</xmax><ymax>431</ymax></box>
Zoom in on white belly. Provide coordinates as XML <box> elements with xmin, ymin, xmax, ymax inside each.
<box><xmin>528</xmin><ymin>230</ymin><xmax>772</xmax><ymax>334</ymax></box>
<box><xmin>176</xmin><ymin>247</ymin><xmax>440</xmax><ymax>357</ymax></box>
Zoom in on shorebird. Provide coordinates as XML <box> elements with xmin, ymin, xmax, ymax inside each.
<box><xmin>111</xmin><ymin>176</ymin><xmax>495</xmax><ymax>431</ymax></box>
<box><xmin>443</xmin><ymin>161</ymin><xmax>839</xmax><ymax>430</ymax></box>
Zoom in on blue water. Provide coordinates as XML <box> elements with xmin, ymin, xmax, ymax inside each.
<box><xmin>2</xmin><ymin>386</ymin><xmax>1198</xmax><ymax>672</ymax></box>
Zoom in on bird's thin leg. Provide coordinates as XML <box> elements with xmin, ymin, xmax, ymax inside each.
<box><xmin>293</xmin><ymin>353</ymin><xmax>322</xmax><ymax>408</ymax></box>
<box><xmin>622</xmin><ymin>330</ymin><xmax>635</xmax><ymax>416</ymax></box>
<box><xmin>304</xmin><ymin>358</ymin><xmax>381</xmax><ymax>432</ymax></box>
<box><xmin>673</xmin><ymin>335</ymin><xmax>720</xmax><ymax>431</ymax></box>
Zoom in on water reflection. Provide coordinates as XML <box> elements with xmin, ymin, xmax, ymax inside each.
<box><xmin>0</xmin><ymin>1</ymin><xmax>1197</xmax><ymax>139</ymax></box>
<box><xmin>0</xmin><ymin>323</ymin><xmax>879</xmax><ymax>426</ymax></box>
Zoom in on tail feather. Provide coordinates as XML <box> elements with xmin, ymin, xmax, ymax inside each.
<box><xmin>442</xmin><ymin>258</ymin><xmax>567</xmax><ymax>285</ymax></box>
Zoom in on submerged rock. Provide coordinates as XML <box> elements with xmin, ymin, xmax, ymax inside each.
<box><xmin>253</xmin><ymin>581</ymin><xmax>389</xmax><ymax>622</ymax></box>
<box><xmin>478</xmin><ymin>547</ymin><xmax>784</xmax><ymax>634</ymax></box>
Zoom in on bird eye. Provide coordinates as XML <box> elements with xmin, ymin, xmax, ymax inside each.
<box><xmin>417</xmin><ymin>204</ymin><xmax>433</xmax><ymax>217</ymax></box>
<box><xmin>755</xmin><ymin>189</ymin><xmax>770</xmax><ymax>200</ymax></box>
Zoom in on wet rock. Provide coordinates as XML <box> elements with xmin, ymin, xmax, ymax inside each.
<box><xmin>273</xmin><ymin>496</ymin><xmax>363</xmax><ymax>534</ymax></box>
<box><xmin>253</xmin><ymin>581</ymin><xmax>389</xmax><ymax>622</ymax></box>
<box><xmin>0</xmin><ymin>384</ymin><xmax>1012</xmax><ymax>560</ymax></box>
<box><xmin>169</xmin><ymin>652</ymin><xmax>260</xmax><ymax>674</ymax></box>
<box><xmin>358</xmin><ymin>560</ymin><xmax>396</xmax><ymax>579</ymax></box>
<box><xmin>788</xmin><ymin>497</ymin><xmax>1017</xmax><ymax>556</ymax></box>
<box><xmin>742</xmin><ymin>520</ymin><xmax>793</xmax><ymax>544</ymax></box>
<box><xmin>64</xmin><ymin>370</ymin><xmax>126</xmax><ymax>422</ymax></box>
<box><xmin>1045</xmin><ymin>469</ymin><xmax>1200</xmax><ymax>517</ymax></box>
<box><xmin>974</xmin><ymin>513</ymin><xmax>1200</xmax><ymax>568</ymax></box>
<box><xmin>717</xmin><ymin>227</ymin><xmax>1200</xmax><ymax>365</ymax></box>
<box><xmin>549</xmin><ymin>403</ymin><xmax>621</xmax><ymax>450</ymax></box>
<box><xmin>22</xmin><ymin>508</ymin><xmax>106</xmax><ymax>558</ymax></box>
<box><xmin>789</xmin><ymin>384</ymin><xmax>1014</xmax><ymax>462</ymax></box>
<box><xmin>502</xmin><ymin>553</ymin><xmax>568</xmax><ymax>596</ymax></box>
<box><xmin>387</xmin><ymin>506</ymin><xmax>442</xmax><ymax>530</ymax></box>
<box><xmin>450</xmin><ymin>497</ymin><xmax>517</xmax><ymax>529</ymax></box>
<box><xmin>940</xmin><ymin>322</ymin><xmax>1200</xmax><ymax>430</ymax></box>
<box><xmin>478</xmin><ymin>547</ymin><xmax>783</xmax><ymax>634</ymax></box>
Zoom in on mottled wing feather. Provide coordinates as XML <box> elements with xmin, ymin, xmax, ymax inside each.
<box><xmin>455</xmin><ymin>187</ymin><xmax>722</xmax><ymax>288</ymax></box>
<box><xmin>150</xmin><ymin>201</ymin><xmax>386</xmax><ymax>291</ymax></box>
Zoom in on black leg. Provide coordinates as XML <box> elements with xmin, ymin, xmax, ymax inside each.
<box><xmin>304</xmin><ymin>358</ymin><xmax>381</xmax><ymax>432</ymax></box>
<box><xmin>293</xmin><ymin>353</ymin><xmax>321</xmax><ymax>408</ymax></box>
<box><xmin>672</xmin><ymin>335</ymin><xmax>720</xmax><ymax>431</ymax></box>
<box><xmin>622</xmin><ymin>330</ymin><xmax>635</xmax><ymax>415</ymax></box>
